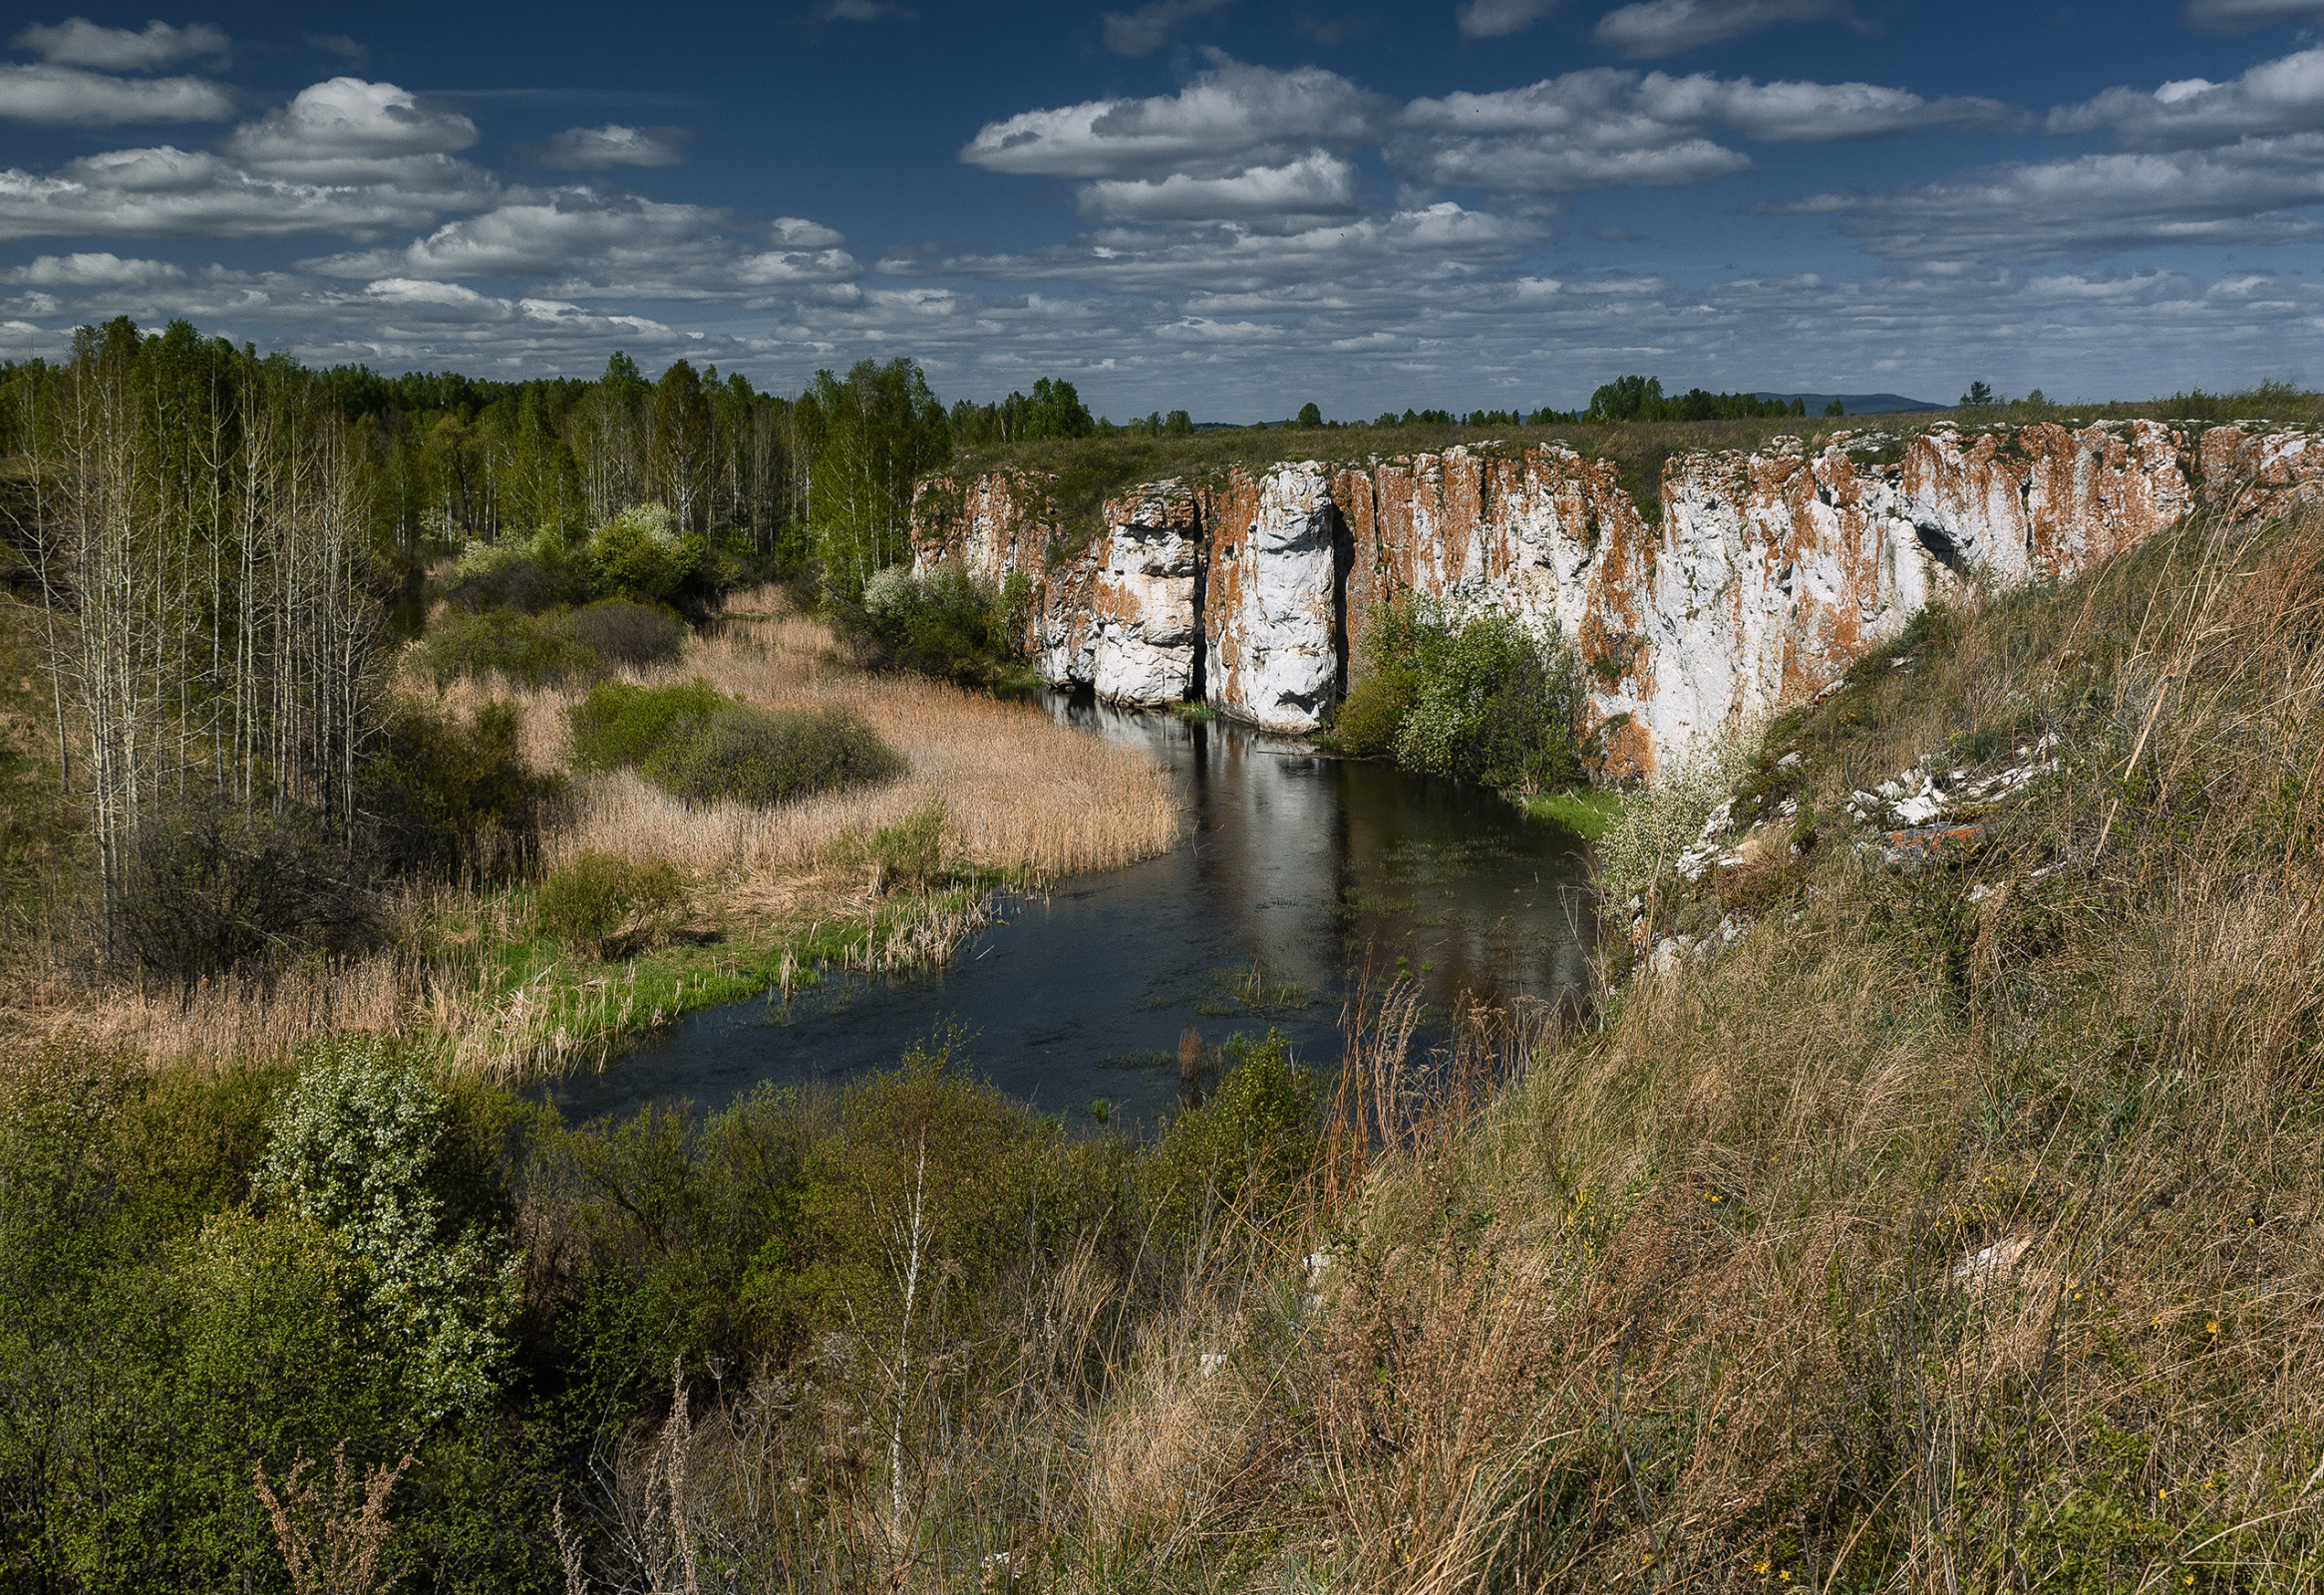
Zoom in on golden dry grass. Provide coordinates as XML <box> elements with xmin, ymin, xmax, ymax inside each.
<box><xmin>434</xmin><ymin>609</ymin><xmax>1177</xmax><ymax>888</ymax></box>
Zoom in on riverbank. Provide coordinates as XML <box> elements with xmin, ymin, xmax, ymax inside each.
<box><xmin>1</xmin><ymin>595</ymin><xmax>1180</xmax><ymax>1078</ymax></box>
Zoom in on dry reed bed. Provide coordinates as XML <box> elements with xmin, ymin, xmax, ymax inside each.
<box><xmin>437</xmin><ymin>613</ymin><xmax>1178</xmax><ymax>886</ymax></box>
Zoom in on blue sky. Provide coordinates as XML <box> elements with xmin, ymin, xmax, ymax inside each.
<box><xmin>5</xmin><ymin>0</ymin><xmax>2324</xmax><ymax>417</ymax></box>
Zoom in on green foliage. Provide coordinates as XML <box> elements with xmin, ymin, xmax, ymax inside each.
<box><xmin>869</xmin><ymin>797</ymin><xmax>951</xmax><ymax>893</ymax></box>
<box><xmin>413</xmin><ymin>610</ymin><xmax>601</xmax><ymax>687</ymax></box>
<box><xmin>259</xmin><ymin>1042</ymin><xmax>521</xmax><ymax>1422</ymax></box>
<box><xmin>564</xmin><ymin>678</ymin><xmax>905</xmax><ymax>806</ymax></box>
<box><xmin>535</xmin><ymin>850</ymin><xmax>686</xmax><ymax>955</ymax></box>
<box><xmin>1295</xmin><ymin>402</ymin><xmax>1324</xmax><ymax>429</ymax></box>
<box><xmin>1823</xmin><ymin>398</ymin><xmax>1845</xmax><ymax>417</ymax></box>
<box><xmin>362</xmin><ymin>698</ymin><xmax>561</xmax><ymax>878</ymax></box>
<box><xmin>585</xmin><ymin>502</ymin><xmax>708</xmax><ymax>609</ymax></box>
<box><xmin>1334</xmin><ymin>595</ymin><xmax>1590</xmax><ymax>793</ymax></box>
<box><xmin>948</xmin><ymin>376</ymin><xmax>1097</xmax><ymax>447</ymax></box>
<box><xmin>564</xmin><ymin>678</ymin><xmax>732</xmax><ymax>773</ymax></box>
<box><xmin>798</xmin><ymin>359</ymin><xmax>952</xmax><ymax>602</ymax></box>
<box><xmin>438</xmin><ymin>533</ymin><xmax>586</xmax><ymax>615</ymax></box>
<box><xmin>644</xmin><ymin>703</ymin><xmax>906</xmax><ymax>806</ymax></box>
<box><xmin>1584</xmin><ymin>374</ymin><xmax>1804</xmax><ymax>424</ymax></box>
<box><xmin>844</xmin><ymin>559</ymin><xmax>1028</xmax><ymax>683</ymax></box>
<box><xmin>1146</xmin><ymin>1030</ymin><xmax>1317</xmax><ymax>1231</ymax></box>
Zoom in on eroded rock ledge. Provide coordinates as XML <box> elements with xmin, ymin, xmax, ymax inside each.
<box><xmin>910</xmin><ymin>421</ymin><xmax>2323</xmax><ymax>780</ymax></box>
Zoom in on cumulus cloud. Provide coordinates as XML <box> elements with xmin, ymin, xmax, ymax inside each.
<box><xmin>1456</xmin><ymin>0</ymin><xmax>1555</xmax><ymax>38</ymax></box>
<box><xmin>0</xmin><ymin>63</ymin><xmax>235</xmax><ymax>126</ymax></box>
<box><xmin>2048</xmin><ymin>47</ymin><xmax>2324</xmax><ymax>148</ymax></box>
<box><xmin>960</xmin><ymin>57</ymin><xmax>1389</xmax><ymax>180</ymax></box>
<box><xmin>222</xmin><ymin>78</ymin><xmax>480</xmax><ymax>186</ymax></box>
<box><xmin>1077</xmin><ymin>151</ymin><xmax>1360</xmax><ymax>222</ymax></box>
<box><xmin>1592</xmin><ymin>0</ymin><xmax>1847</xmax><ymax>56</ymax></box>
<box><xmin>0</xmin><ymin>145</ymin><xmax>486</xmax><ymax>240</ymax></box>
<box><xmin>1775</xmin><ymin>140</ymin><xmax>2324</xmax><ymax>262</ymax></box>
<box><xmin>303</xmin><ymin>188</ymin><xmax>860</xmax><ymax>301</ymax></box>
<box><xmin>1395</xmin><ymin>69</ymin><xmax>2022</xmax><ymax>193</ymax></box>
<box><xmin>2180</xmin><ymin>0</ymin><xmax>2324</xmax><ymax>28</ymax></box>
<box><xmin>3</xmin><ymin>251</ymin><xmax>185</xmax><ymax>288</ymax></box>
<box><xmin>1102</xmin><ymin>0</ymin><xmax>1232</xmax><ymax>56</ymax></box>
<box><xmin>538</xmin><ymin>124</ymin><xmax>690</xmax><ymax>168</ymax></box>
<box><xmin>14</xmin><ymin>17</ymin><xmax>228</xmax><ymax>70</ymax></box>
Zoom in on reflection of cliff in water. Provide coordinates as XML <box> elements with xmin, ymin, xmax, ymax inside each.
<box><xmin>544</xmin><ymin>691</ymin><xmax>1596</xmax><ymax>1128</ymax></box>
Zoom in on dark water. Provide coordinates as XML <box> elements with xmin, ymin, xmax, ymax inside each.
<box><xmin>542</xmin><ymin>694</ymin><xmax>1597</xmax><ymax>1127</ymax></box>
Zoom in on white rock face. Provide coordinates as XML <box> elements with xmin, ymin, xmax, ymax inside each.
<box><xmin>1091</xmin><ymin>483</ymin><xmax>1199</xmax><ymax>707</ymax></box>
<box><xmin>1206</xmin><ymin>464</ymin><xmax>1339</xmax><ymax>733</ymax></box>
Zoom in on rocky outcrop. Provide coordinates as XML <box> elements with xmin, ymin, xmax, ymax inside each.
<box><xmin>910</xmin><ymin>420</ymin><xmax>2318</xmax><ymax>779</ymax></box>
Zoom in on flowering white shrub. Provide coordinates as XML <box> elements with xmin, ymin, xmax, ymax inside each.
<box><xmin>260</xmin><ymin>1041</ymin><xmax>519</xmax><ymax>1421</ymax></box>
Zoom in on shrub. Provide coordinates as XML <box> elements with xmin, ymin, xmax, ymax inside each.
<box><xmin>360</xmin><ymin>699</ymin><xmax>561</xmax><ymax>879</ymax></box>
<box><xmin>260</xmin><ymin>1042</ymin><xmax>520</xmax><ymax>1420</ymax></box>
<box><xmin>565</xmin><ymin>597</ymin><xmax>686</xmax><ymax>671</ymax></box>
<box><xmin>113</xmin><ymin>796</ymin><xmax>380</xmax><ymax>992</ymax></box>
<box><xmin>643</xmin><ymin>704</ymin><xmax>906</xmax><ymax>806</ymax></box>
<box><xmin>869</xmin><ymin>797</ymin><xmax>950</xmax><ymax>893</ymax></box>
<box><xmin>412</xmin><ymin>610</ymin><xmax>599</xmax><ymax>687</ymax></box>
<box><xmin>436</xmin><ymin>534</ymin><xmax>584</xmax><ymax>614</ymax></box>
<box><xmin>587</xmin><ymin>503</ymin><xmax>707</xmax><ymax>610</ymax></box>
<box><xmin>837</xmin><ymin>561</ymin><xmax>1028</xmax><ymax>683</ymax></box>
<box><xmin>1335</xmin><ymin>594</ymin><xmax>1589</xmax><ymax>792</ymax></box>
<box><xmin>535</xmin><ymin>851</ymin><xmax>685</xmax><ymax>956</ymax></box>
<box><xmin>1146</xmin><ymin>1029</ymin><xmax>1317</xmax><ymax>1233</ymax></box>
<box><xmin>564</xmin><ymin>678</ymin><xmax>732</xmax><ymax>773</ymax></box>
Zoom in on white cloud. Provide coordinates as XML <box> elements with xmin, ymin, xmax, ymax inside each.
<box><xmin>3</xmin><ymin>251</ymin><xmax>185</xmax><ymax>288</ymax></box>
<box><xmin>223</xmin><ymin>78</ymin><xmax>480</xmax><ymax>187</ymax></box>
<box><xmin>960</xmin><ymin>57</ymin><xmax>1389</xmax><ymax>180</ymax></box>
<box><xmin>1102</xmin><ymin>0</ymin><xmax>1232</xmax><ymax>55</ymax></box>
<box><xmin>1592</xmin><ymin>0</ymin><xmax>1847</xmax><ymax>57</ymax></box>
<box><xmin>0</xmin><ymin>145</ymin><xmax>486</xmax><ymax>240</ymax></box>
<box><xmin>14</xmin><ymin>17</ymin><xmax>228</xmax><ymax>70</ymax></box>
<box><xmin>1395</xmin><ymin>69</ymin><xmax>2020</xmax><ymax>193</ymax></box>
<box><xmin>1078</xmin><ymin>152</ymin><xmax>1361</xmax><ymax>222</ymax></box>
<box><xmin>2049</xmin><ymin>48</ymin><xmax>2324</xmax><ymax>148</ymax></box>
<box><xmin>539</xmin><ymin>124</ymin><xmax>690</xmax><ymax>168</ymax></box>
<box><xmin>1777</xmin><ymin>140</ymin><xmax>2324</xmax><ymax>262</ymax></box>
<box><xmin>2181</xmin><ymin>0</ymin><xmax>2324</xmax><ymax>28</ymax></box>
<box><xmin>303</xmin><ymin>33</ymin><xmax>367</xmax><ymax>61</ymax></box>
<box><xmin>303</xmin><ymin>188</ymin><xmax>861</xmax><ymax>301</ymax></box>
<box><xmin>0</xmin><ymin>63</ymin><xmax>235</xmax><ymax>126</ymax></box>
<box><xmin>1456</xmin><ymin>0</ymin><xmax>1555</xmax><ymax>39</ymax></box>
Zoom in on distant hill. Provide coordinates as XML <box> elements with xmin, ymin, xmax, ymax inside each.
<box><xmin>1754</xmin><ymin>392</ymin><xmax>1945</xmax><ymax>416</ymax></box>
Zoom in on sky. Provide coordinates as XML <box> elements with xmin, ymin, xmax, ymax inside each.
<box><xmin>5</xmin><ymin>1</ymin><xmax>2324</xmax><ymax>417</ymax></box>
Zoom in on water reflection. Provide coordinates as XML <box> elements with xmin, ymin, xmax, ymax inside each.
<box><xmin>543</xmin><ymin>692</ymin><xmax>1596</xmax><ymax>1127</ymax></box>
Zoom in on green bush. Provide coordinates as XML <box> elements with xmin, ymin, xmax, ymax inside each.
<box><xmin>1146</xmin><ymin>1029</ymin><xmax>1317</xmax><ymax>1233</ymax></box>
<box><xmin>869</xmin><ymin>797</ymin><xmax>950</xmax><ymax>892</ymax></box>
<box><xmin>437</xmin><ymin>533</ymin><xmax>586</xmax><ymax>614</ymax></box>
<box><xmin>587</xmin><ymin>502</ymin><xmax>707</xmax><ymax>609</ymax></box>
<box><xmin>643</xmin><ymin>704</ymin><xmax>906</xmax><ymax>806</ymax></box>
<box><xmin>361</xmin><ymin>698</ymin><xmax>561</xmax><ymax>878</ymax></box>
<box><xmin>259</xmin><ymin>1041</ymin><xmax>521</xmax><ymax>1421</ymax></box>
<box><xmin>564</xmin><ymin>678</ymin><xmax>732</xmax><ymax>773</ymax></box>
<box><xmin>535</xmin><ymin>850</ymin><xmax>685</xmax><ymax>955</ymax></box>
<box><xmin>1334</xmin><ymin>594</ymin><xmax>1589</xmax><ymax>793</ymax></box>
<box><xmin>839</xmin><ymin>561</ymin><xmax>1028</xmax><ymax>683</ymax></box>
<box><xmin>413</xmin><ymin>610</ymin><xmax>600</xmax><ymax>687</ymax></box>
<box><xmin>565</xmin><ymin>597</ymin><xmax>686</xmax><ymax>671</ymax></box>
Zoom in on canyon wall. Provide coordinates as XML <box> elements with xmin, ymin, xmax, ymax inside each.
<box><xmin>911</xmin><ymin>421</ymin><xmax>2321</xmax><ymax>779</ymax></box>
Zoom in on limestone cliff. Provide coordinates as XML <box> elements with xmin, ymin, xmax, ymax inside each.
<box><xmin>910</xmin><ymin>420</ymin><xmax>2314</xmax><ymax>779</ymax></box>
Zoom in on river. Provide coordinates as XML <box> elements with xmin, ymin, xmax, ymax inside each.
<box><xmin>541</xmin><ymin>692</ymin><xmax>1598</xmax><ymax>1127</ymax></box>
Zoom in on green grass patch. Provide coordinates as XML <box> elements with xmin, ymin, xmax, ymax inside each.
<box><xmin>1523</xmin><ymin>787</ymin><xmax>1624</xmax><ymax>839</ymax></box>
